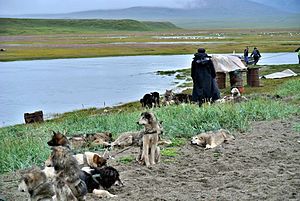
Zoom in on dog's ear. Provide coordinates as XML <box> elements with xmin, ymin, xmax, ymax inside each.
<box><xmin>52</xmin><ymin>130</ymin><xmax>57</xmax><ymax>135</ymax></box>
<box><xmin>107</xmin><ymin>132</ymin><xmax>112</xmax><ymax>138</ymax></box>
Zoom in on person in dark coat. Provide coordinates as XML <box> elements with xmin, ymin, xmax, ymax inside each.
<box><xmin>191</xmin><ymin>48</ymin><xmax>220</xmax><ymax>106</ymax></box>
<box><xmin>250</xmin><ymin>47</ymin><xmax>261</xmax><ymax>65</ymax></box>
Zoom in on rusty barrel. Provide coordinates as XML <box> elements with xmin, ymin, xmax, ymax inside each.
<box><xmin>247</xmin><ymin>67</ymin><xmax>260</xmax><ymax>87</ymax></box>
<box><xmin>229</xmin><ymin>70</ymin><xmax>244</xmax><ymax>93</ymax></box>
<box><xmin>24</xmin><ymin>110</ymin><xmax>44</xmax><ymax>124</ymax></box>
<box><xmin>216</xmin><ymin>72</ymin><xmax>226</xmax><ymax>89</ymax></box>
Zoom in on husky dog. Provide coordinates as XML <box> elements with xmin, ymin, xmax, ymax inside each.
<box><xmin>70</xmin><ymin>132</ymin><xmax>112</xmax><ymax>148</ymax></box>
<box><xmin>18</xmin><ymin>167</ymin><xmax>56</xmax><ymax>201</ymax></box>
<box><xmin>162</xmin><ymin>89</ymin><xmax>192</xmax><ymax>105</ymax></box>
<box><xmin>47</xmin><ymin>131</ymin><xmax>112</xmax><ymax>149</ymax></box>
<box><xmin>137</xmin><ymin>112</ymin><xmax>161</xmax><ymax>167</ymax></box>
<box><xmin>110</xmin><ymin>131</ymin><xmax>143</xmax><ymax>148</ymax></box>
<box><xmin>191</xmin><ymin>129</ymin><xmax>235</xmax><ymax>149</ymax></box>
<box><xmin>47</xmin><ymin>146</ymin><xmax>87</xmax><ymax>201</ymax></box>
<box><xmin>162</xmin><ymin>89</ymin><xmax>175</xmax><ymax>106</ymax></box>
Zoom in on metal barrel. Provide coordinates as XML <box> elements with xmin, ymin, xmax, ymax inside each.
<box><xmin>247</xmin><ymin>67</ymin><xmax>260</xmax><ymax>87</ymax></box>
<box><xmin>216</xmin><ymin>72</ymin><xmax>226</xmax><ymax>89</ymax></box>
<box><xmin>229</xmin><ymin>70</ymin><xmax>244</xmax><ymax>93</ymax></box>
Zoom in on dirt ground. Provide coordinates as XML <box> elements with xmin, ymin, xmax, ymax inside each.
<box><xmin>1</xmin><ymin>117</ymin><xmax>299</xmax><ymax>201</ymax></box>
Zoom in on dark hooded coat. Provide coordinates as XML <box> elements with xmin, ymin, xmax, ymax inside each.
<box><xmin>191</xmin><ymin>53</ymin><xmax>220</xmax><ymax>103</ymax></box>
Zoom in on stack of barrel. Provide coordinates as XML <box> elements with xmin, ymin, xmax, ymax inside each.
<box><xmin>246</xmin><ymin>67</ymin><xmax>260</xmax><ymax>87</ymax></box>
<box><xmin>215</xmin><ymin>67</ymin><xmax>260</xmax><ymax>91</ymax></box>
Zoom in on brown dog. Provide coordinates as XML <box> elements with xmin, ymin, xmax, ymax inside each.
<box><xmin>191</xmin><ymin>129</ymin><xmax>235</xmax><ymax>149</ymax></box>
<box><xmin>74</xmin><ymin>152</ymin><xmax>107</xmax><ymax>168</ymax></box>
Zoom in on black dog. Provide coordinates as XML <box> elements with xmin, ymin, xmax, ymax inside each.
<box><xmin>80</xmin><ymin>166</ymin><xmax>122</xmax><ymax>193</ymax></box>
<box><xmin>173</xmin><ymin>93</ymin><xmax>192</xmax><ymax>104</ymax></box>
<box><xmin>140</xmin><ymin>92</ymin><xmax>160</xmax><ymax>108</ymax></box>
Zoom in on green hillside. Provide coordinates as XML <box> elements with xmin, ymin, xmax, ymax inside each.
<box><xmin>0</xmin><ymin>18</ymin><xmax>180</xmax><ymax>35</ymax></box>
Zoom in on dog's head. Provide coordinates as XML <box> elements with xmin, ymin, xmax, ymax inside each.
<box><xmin>137</xmin><ymin>112</ymin><xmax>156</xmax><ymax>125</ymax></box>
<box><xmin>191</xmin><ymin>134</ymin><xmax>207</xmax><ymax>146</ymax></box>
<box><xmin>18</xmin><ymin>167</ymin><xmax>47</xmax><ymax>194</ymax></box>
<box><xmin>47</xmin><ymin>131</ymin><xmax>71</xmax><ymax>148</ymax></box>
<box><xmin>164</xmin><ymin>89</ymin><xmax>174</xmax><ymax>100</ymax></box>
<box><xmin>231</xmin><ymin>87</ymin><xmax>241</xmax><ymax>97</ymax></box>
<box><xmin>92</xmin><ymin>154</ymin><xmax>107</xmax><ymax>167</ymax></box>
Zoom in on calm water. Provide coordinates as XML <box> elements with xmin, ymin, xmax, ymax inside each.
<box><xmin>0</xmin><ymin>53</ymin><xmax>298</xmax><ymax>126</ymax></box>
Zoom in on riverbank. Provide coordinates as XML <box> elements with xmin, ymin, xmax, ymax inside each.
<box><xmin>1</xmin><ymin>29</ymin><xmax>299</xmax><ymax>61</ymax></box>
<box><xmin>0</xmin><ymin>78</ymin><xmax>299</xmax><ymax>173</ymax></box>
<box><xmin>0</xmin><ymin>63</ymin><xmax>299</xmax><ymax>200</ymax></box>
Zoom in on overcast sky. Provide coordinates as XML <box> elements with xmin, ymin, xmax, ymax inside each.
<box><xmin>0</xmin><ymin>0</ymin><xmax>189</xmax><ymax>15</ymax></box>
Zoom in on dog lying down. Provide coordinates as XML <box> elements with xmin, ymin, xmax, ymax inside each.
<box><xmin>47</xmin><ymin>131</ymin><xmax>108</xmax><ymax>168</ymax></box>
<box><xmin>47</xmin><ymin>131</ymin><xmax>112</xmax><ymax>149</ymax></box>
<box><xmin>216</xmin><ymin>87</ymin><xmax>248</xmax><ymax>104</ymax></box>
<box><xmin>18</xmin><ymin>167</ymin><xmax>57</xmax><ymax>201</ymax></box>
<box><xmin>44</xmin><ymin>146</ymin><xmax>122</xmax><ymax>199</ymax></box>
<box><xmin>191</xmin><ymin>129</ymin><xmax>235</xmax><ymax>149</ymax></box>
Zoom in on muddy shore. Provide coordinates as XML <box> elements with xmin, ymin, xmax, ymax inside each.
<box><xmin>1</xmin><ymin>117</ymin><xmax>299</xmax><ymax>201</ymax></box>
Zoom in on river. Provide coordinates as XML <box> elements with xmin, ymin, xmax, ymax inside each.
<box><xmin>0</xmin><ymin>52</ymin><xmax>298</xmax><ymax>126</ymax></box>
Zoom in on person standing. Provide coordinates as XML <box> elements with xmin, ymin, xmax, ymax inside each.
<box><xmin>191</xmin><ymin>48</ymin><xmax>220</xmax><ymax>106</ymax></box>
<box><xmin>295</xmin><ymin>47</ymin><xmax>300</xmax><ymax>64</ymax></box>
<box><xmin>250</xmin><ymin>47</ymin><xmax>261</xmax><ymax>65</ymax></box>
<box><xmin>244</xmin><ymin>46</ymin><xmax>249</xmax><ymax>65</ymax></box>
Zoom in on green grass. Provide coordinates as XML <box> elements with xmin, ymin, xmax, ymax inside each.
<box><xmin>0</xmin><ymin>18</ymin><xmax>180</xmax><ymax>35</ymax></box>
<box><xmin>117</xmin><ymin>155</ymin><xmax>135</xmax><ymax>164</ymax></box>
<box><xmin>161</xmin><ymin>148</ymin><xmax>178</xmax><ymax>157</ymax></box>
<box><xmin>0</xmin><ymin>93</ymin><xmax>299</xmax><ymax>173</ymax></box>
<box><xmin>293</xmin><ymin>124</ymin><xmax>300</xmax><ymax>132</ymax></box>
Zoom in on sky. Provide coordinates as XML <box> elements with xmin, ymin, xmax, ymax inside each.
<box><xmin>0</xmin><ymin>0</ymin><xmax>187</xmax><ymax>15</ymax></box>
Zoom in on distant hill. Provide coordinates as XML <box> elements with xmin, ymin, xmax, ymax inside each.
<box><xmin>0</xmin><ymin>18</ymin><xmax>180</xmax><ymax>35</ymax></box>
<box><xmin>6</xmin><ymin>0</ymin><xmax>300</xmax><ymax>29</ymax></box>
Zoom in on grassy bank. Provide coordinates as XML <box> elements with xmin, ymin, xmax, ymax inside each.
<box><xmin>158</xmin><ymin>64</ymin><xmax>300</xmax><ymax>95</ymax></box>
<box><xmin>0</xmin><ymin>19</ymin><xmax>299</xmax><ymax>61</ymax></box>
<box><xmin>0</xmin><ymin>78</ymin><xmax>299</xmax><ymax>173</ymax></box>
<box><xmin>0</xmin><ymin>18</ymin><xmax>180</xmax><ymax>35</ymax></box>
